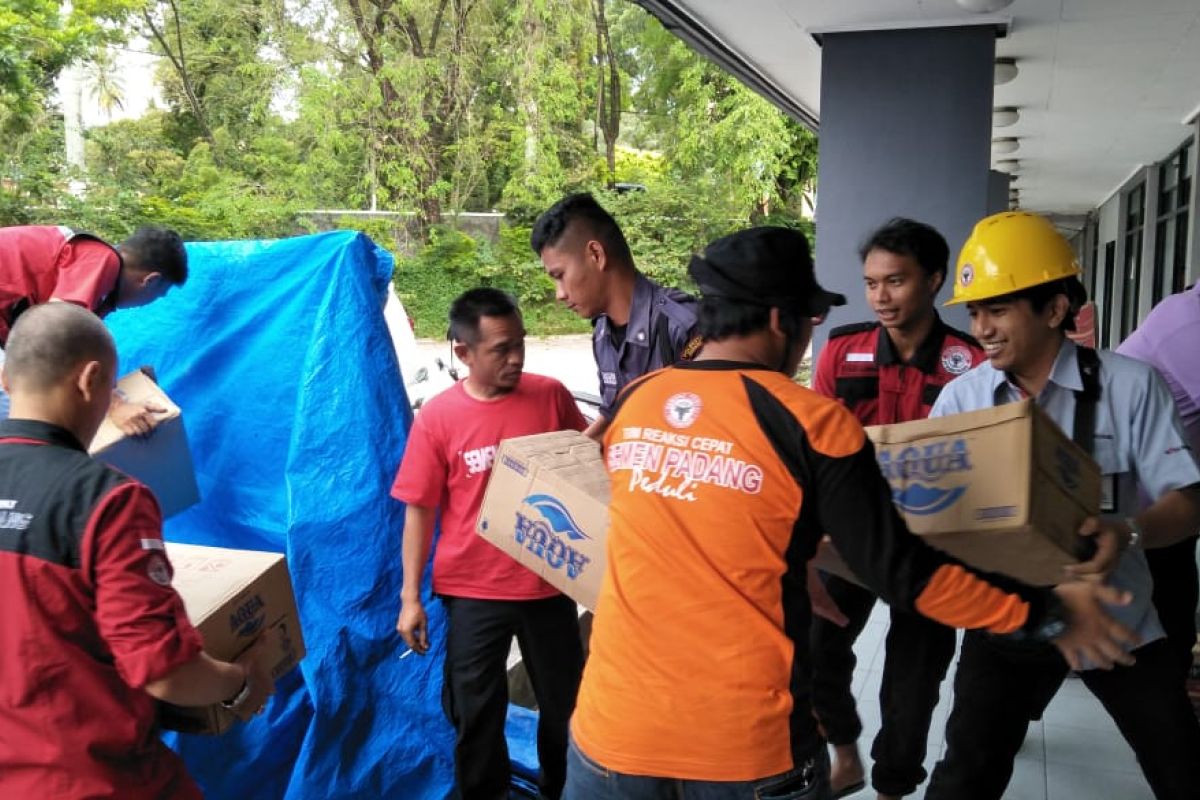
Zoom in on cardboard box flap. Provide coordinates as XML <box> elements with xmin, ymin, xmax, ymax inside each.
<box><xmin>89</xmin><ymin>371</ymin><xmax>181</xmax><ymax>454</ymax></box>
<box><xmin>865</xmin><ymin>398</ymin><xmax>1035</xmax><ymax>445</ymax></box>
<box><xmin>166</xmin><ymin>545</ymin><xmax>286</xmax><ymax>621</ymax></box>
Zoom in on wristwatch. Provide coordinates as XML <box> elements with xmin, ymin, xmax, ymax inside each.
<box><xmin>220</xmin><ymin>680</ymin><xmax>251</xmax><ymax>710</ymax></box>
<box><xmin>1028</xmin><ymin>592</ymin><xmax>1070</xmax><ymax>643</ymax></box>
<box><xmin>1123</xmin><ymin>517</ymin><xmax>1143</xmax><ymax>550</ymax></box>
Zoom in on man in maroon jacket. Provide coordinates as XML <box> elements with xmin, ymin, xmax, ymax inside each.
<box><xmin>0</xmin><ymin>303</ymin><xmax>275</xmax><ymax>799</ymax></box>
<box><xmin>811</xmin><ymin>218</ymin><xmax>984</xmax><ymax>800</ymax></box>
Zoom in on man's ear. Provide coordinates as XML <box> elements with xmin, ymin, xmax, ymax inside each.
<box><xmin>1046</xmin><ymin>293</ymin><xmax>1071</xmax><ymax>330</ymax></box>
<box><xmin>768</xmin><ymin>306</ymin><xmax>785</xmax><ymax>337</ymax></box>
<box><xmin>929</xmin><ymin>269</ymin><xmax>946</xmax><ymax>297</ymax></box>
<box><xmin>138</xmin><ymin>271</ymin><xmax>163</xmax><ymax>289</ymax></box>
<box><xmin>586</xmin><ymin>239</ymin><xmax>608</xmax><ymax>272</ymax></box>
<box><xmin>76</xmin><ymin>361</ymin><xmax>105</xmax><ymax>403</ymax></box>
<box><xmin>452</xmin><ymin>340</ymin><xmax>472</xmax><ymax>365</ymax></box>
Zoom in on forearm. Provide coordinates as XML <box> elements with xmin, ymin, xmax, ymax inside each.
<box><xmin>401</xmin><ymin>504</ymin><xmax>435</xmax><ymax>602</ymax></box>
<box><xmin>1134</xmin><ymin>484</ymin><xmax>1200</xmax><ymax>548</ymax></box>
<box><xmin>143</xmin><ymin>652</ymin><xmax>244</xmax><ymax>707</ymax></box>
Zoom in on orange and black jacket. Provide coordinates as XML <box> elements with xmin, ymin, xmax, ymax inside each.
<box><xmin>572</xmin><ymin>361</ymin><xmax>1057</xmax><ymax>782</ymax></box>
<box><xmin>814</xmin><ymin>317</ymin><xmax>984</xmax><ymax>425</ymax></box>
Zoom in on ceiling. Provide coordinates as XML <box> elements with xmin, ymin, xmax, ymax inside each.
<box><xmin>634</xmin><ymin>0</ymin><xmax>1200</xmax><ymax>215</ymax></box>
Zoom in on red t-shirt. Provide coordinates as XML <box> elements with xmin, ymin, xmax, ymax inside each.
<box><xmin>0</xmin><ymin>226</ymin><xmax>122</xmax><ymax>345</ymax></box>
<box><xmin>391</xmin><ymin>373</ymin><xmax>588</xmax><ymax>600</ymax></box>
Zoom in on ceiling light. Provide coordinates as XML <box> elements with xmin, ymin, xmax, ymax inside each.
<box><xmin>994</xmin><ymin>58</ymin><xmax>1018</xmax><ymax>85</ymax></box>
<box><xmin>992</xmin><ymin>137</ymin><xmax>1020</xmax><ymax>155</ymax></box>
<box><xmin>993</xmin><ymin>107</ymin><xmax>1020</xmax><ymax>127</ymax></box>
<box><xmin>956</xmin><ymin>0</ymin><xmax>1014</xmax><ymax>12</ymax></box>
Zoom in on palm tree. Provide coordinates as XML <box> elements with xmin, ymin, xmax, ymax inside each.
<box><xmin>86</xmin><ymin>49</ymin><xmax>126</xmax><ymax>121</ymax></box>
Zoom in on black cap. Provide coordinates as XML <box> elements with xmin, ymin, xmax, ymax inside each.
<box><xmin>688</xmin><ymin>227</ymin><xmax>846</xmax><ymax>318</ymax></box>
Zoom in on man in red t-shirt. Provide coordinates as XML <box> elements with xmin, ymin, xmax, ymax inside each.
<box><xmin>0</xmin><ymin>224</ymin><xmax>189</xmax><ymax>434</ymax></box>
<box><xmin>0</xmin><ymin>303</ymin><xmax>275</xmax><ymax>799</ymax></box>
<box><xmin>392</xmin><ymin>288</ymin><xmax>588</xmax><ymax>800</ymax></box>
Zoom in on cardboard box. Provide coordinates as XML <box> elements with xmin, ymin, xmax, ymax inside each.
<box><xmin>864</xmin><ymin>398</ymin><xmax>1101</xmax><ymax>586</ymax></box>
<box><xmin>476</xmin><ymin>431</ymin><xmax>609</xmax><ymax>610</ymax></box>
<box><xmin>89</xmin><ymin>371</ymin><xmax>200</xmax><ymax>519</ymax></box>
<box><xmin>160</xmin><ymin>542</ymin><xmax>306</xmax><ymax>734</ymax></box>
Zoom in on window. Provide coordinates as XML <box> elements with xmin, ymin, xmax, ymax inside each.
<box><xmin>1102</xmin><ymin>241</ymin><xmax>1116</xmax><ymax>348</ymax></box>
<box><xmin>1121</xmin><ymin>183</ymin><xmax>1145</xmax><ymax>340</ymax></box>
<box><xmin>1152</xmin><ymin>139</ymin><xmax>1192</xmax><ymax>303</ymax></box>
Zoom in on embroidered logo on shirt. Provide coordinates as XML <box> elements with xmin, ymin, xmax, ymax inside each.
<box><xmin>845</xmin><ymin>352</ymin><xmax>874</xmax><ymax>363</ymax></box>
<box><xmin>664</xmin><ymin>392</ymin><xmax>702</xmax><ymax>429</ymax></box>
<box><xmin>601</xmin><ymin>372</ymin><xmax>619</xmax><ymax>386</ymax></box>
<box><xmin>680</xmin><ymin>336</ymin><xmax>704</xmax><ymax>361</ymax></box>
<box><xmin>941</xmin><ymin>345</ymin><xmax>974</xmax><ymax>375</ymax></box>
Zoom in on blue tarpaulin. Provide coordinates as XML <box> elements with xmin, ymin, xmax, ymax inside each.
<box><xmin>104</xmin><ymin>231</ymin><xmax>463</xmax><ymax>799</ymax></box>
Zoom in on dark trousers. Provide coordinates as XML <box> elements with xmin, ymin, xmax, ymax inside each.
<box><xmin>442</xmin><ymin>595</ymin><xmax>584</xmax><ymax>800</ymax></box>
<box><xmin>925</xmin><ymin>633</ymin><xmax>1200</xmax><ymax>800</ymax></box>
<box><xmin>809</xmin><ymin>574</ymin><xmax>957</xmax><ymax>796</ymax></box>
<box><xmin>1146</xmin><ymin>535</ymin><xmax>1200</xmax><ymax>681</ymax></box>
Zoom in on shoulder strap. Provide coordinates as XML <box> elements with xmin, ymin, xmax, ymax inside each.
<box><xmin>1072</xmin><ymin>347</ymin><xmax>1102</xmax><ymax>456</ymax></box>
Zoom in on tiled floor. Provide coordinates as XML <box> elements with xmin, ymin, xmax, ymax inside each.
<box><xmin>842</xmin><ymin>604</ymin><xmax>1156</xmax><ymax>800</ymax></box>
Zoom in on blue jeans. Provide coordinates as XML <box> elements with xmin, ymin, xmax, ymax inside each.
<box><xmin>563</xmin><ymin>737</ymin><xmax>832</xmax><ymax>800</ymax></box>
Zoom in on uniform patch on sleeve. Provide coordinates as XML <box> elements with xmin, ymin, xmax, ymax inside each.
<box><xmin>147</xmin><ymin>555</ymin><xmax>173</xmax><ymax>586</ymax></box>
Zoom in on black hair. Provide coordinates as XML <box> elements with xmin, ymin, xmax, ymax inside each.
<box><xmin>858</xmin><ymin>217</ymin><xmax>949</xmax><ymax>281</ymax></box>
<box><xmin>119</xmin><ymin>226</ymin><xmax>188</xmax><ymax>285</ymax></box>
<box><xmin>987</xmin><ymin>277</ymin><xmax>1087</xmax><ymax>333</ymax></box>
<box><xmin>696</xmin><ymin>297</ymin><xmax>808</xmax><ymax>342</ymax></box>
<box><xmin>530</xmin><ymin>192</ymin><xmax>634</xmax><ymax>268</ymax></box>
<box><xmin>448</xmin><ymin>288</ymin><xmax>520</xmax><ymax>345</ymax></box>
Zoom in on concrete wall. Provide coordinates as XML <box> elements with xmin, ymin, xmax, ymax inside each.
<box><xmin>813</xmin><ymin>25</ymin><xmax>995</xmax><ymax>348</ymax></box>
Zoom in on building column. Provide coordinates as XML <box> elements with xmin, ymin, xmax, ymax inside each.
<box><xmin>813</xmin><ymin>24</ymin><xmax>998</xmax><ymax>348</ymax></box>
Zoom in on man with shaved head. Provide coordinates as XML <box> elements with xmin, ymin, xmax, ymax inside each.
<box><xmin>0</xmin><ymin>304</ymin><xmax>277</xmax><ymax>799</ymax></box>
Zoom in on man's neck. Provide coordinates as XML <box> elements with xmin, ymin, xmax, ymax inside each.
<box><xmin>1008</xmin><ymin>336</ymin><xmax>1066</xmax><ymax>399</ymax></box>
<box><xmin>603</xmin><ymin>269</ymin><xmax>637</xmax><ymax>327</ymax></box>
<box><xmin>884</xmin><ymin>311</ymin><xmax>937</xmax><ymax>364</ymax></box>
<box><xmin>696</xmin><ymin>335</ymin><xmax>776</xmax><ymax>369</ymax></box>
<box><xmin>462</xmin><ymin>376</ymin><xmax>513</xmax><ymax>401</ymax></box>
<box><xmin>5</xmin><ymin>402</ymin><xmax>90</xmax><ymax>445</ymax></box>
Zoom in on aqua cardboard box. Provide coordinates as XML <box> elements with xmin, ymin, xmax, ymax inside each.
<box><xmin>160</xmin><ymin>542</ymin><xmax>306</xmax><ymax>734</ymax></box>
<box><xmin>89</xmin><ymin>370</ymin><xmax>200</xmax><ymax>519</ymax></box>
<box><xmin>476</xmin><ymin>431</ymin><xmax>608</xmax><ymax>610</ymax></box>
<box><xmin>864</xmin><ymin>399</ymin><xmax>1101</xmax><ymax>586</ymax></box>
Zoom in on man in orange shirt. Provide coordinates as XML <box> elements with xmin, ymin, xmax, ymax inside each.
<box><xmin>565</xmin><ymin>226</ymin><xmax>1141</xmax><ymax>800</ymax></box>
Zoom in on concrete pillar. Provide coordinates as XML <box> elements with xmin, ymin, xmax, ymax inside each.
<box><xmin>813</xmin><ymin>25</ymin><xmax>997</xmax><ymax>350</ymax></box>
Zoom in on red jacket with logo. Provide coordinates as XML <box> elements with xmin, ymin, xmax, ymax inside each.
<box><xmin>813</xmin><ymin>316</ymin><xmax>984</xmax><ymax>425</ymax></box>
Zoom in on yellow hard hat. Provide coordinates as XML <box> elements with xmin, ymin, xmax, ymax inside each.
<box><xmin>946</xmin><ymin>211</ymin><xmax>1082</xmax><ymax>305</ymax></box>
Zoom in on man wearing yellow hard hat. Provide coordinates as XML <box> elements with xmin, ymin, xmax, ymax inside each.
<box><xmin>921</xmin><ymin>212</ymin><xmax>1200</xmax><ymax>800</ymax></box>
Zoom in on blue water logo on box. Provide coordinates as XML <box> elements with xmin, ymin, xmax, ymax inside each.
<box><xmin>878</xmin><ymin>439</ymin><xmax>972</xmax><ymax>516</ymax></box>
<box><xmin>512</xmin><ymin>493</ymin><xmax>592</xmax><ymax>580</ymax></box>
<box><xmin>229</xmin><ymin>593</ymin><xmax>266</xmax><ymax>638</ymax></box>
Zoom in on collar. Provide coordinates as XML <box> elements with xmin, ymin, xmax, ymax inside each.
<box><xmin>599</xmin><ymin>274</ymin><xmax>655</xmax><ymax>349</ymax></box>
<box><xmin>675</xmin><ymin>358</ymin><xmax>777</xmax><ymax>372</ymax></box>
<box><xmin>993</xmin><ymin>337</ymin><xmax>1080</xmax><ymax>400</ymax></box>
<box><xmin>0</xmin><ymin>418</ymin><xmax>87</xmax><ymax>452</ymax></box>
<box><xmin>875</xmin><ymin>314</ymin><xmax>948</xmax><ymax>373</ymax></box>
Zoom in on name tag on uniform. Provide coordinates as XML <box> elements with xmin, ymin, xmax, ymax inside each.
<box><xmin>601</xmin><ymin>372</ymin><xmax>618</xmax><ymax>386</ymax></box>
<box><xmin>845</xmin><ymin>353</ymin><xmax>873</xmax><ymax>363</ymax></box>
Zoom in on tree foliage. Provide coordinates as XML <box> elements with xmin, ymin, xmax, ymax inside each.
<box><xmin>1</xmin><ymin>0</ymin><xmax>819</xmax><ymax>333</ymax></box>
